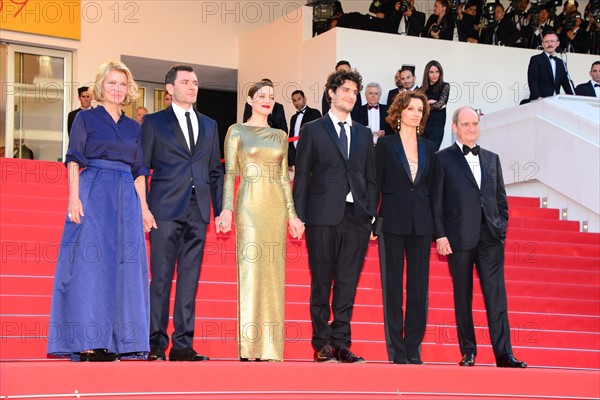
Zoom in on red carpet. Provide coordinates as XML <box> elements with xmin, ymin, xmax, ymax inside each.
<box><xmin>1</xmin><ymin>159</ymin><xmax>599</xmax><ymax>399</ymax></box>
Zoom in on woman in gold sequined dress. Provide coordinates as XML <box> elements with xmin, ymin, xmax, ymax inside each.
<box><xmin>217</xmin><ymin>81</ymin><xmax>304</xmax><ymax>361</ymax></box>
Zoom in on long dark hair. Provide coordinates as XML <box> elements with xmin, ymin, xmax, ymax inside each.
<box><xmin>420</xmin><ymin>60</ymin><xmax>445</xmax><ymax>94</ymax></box>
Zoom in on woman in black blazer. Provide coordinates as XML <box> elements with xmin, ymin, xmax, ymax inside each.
<box><xmin>375</xmin><ymin>91</ymin><xmax>435</xmax><ymax>365</ymax></box>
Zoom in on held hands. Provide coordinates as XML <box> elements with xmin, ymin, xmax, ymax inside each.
<box><xmin>142</xmin><ymin>207</ymin><xmax>158</xmax><ymax>233</ymax></box>
<box><xmin>216</xmin><ymin>209</ymin><xmax>233</xmax><ymax>234</ymax></box>
<box><xmin>288</xmin><ymin>218</ymin><xmax>305</xmax><ymax>239</ymax></box>
<box><xmin>436</xmin><ymin>237</ymin><xmax>453</xmax><ymax>256</ymax></box>
<box><xmin>67</xmin><ymin>195</ymin><xmax>84</xmax><ymax>224</ymax></box>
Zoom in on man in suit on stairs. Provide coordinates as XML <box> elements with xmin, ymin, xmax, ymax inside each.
<box><xmin>526</xmin><ymin>31</ymin><xmax>574</xmax><ymax>101</ymax></box>
<box><xmin>288</xmin><ymin>90</ymin><xmax>321</xmax><ymax>172</ymax></box>
<box><xmin>432</xmin><ymin>106</ymin><xmax>527</xmax><ymax>369</ymax></box>
<box><xmin>142</xmin><ymin>65</ymin><xmax>224</xmax><ymax>362</ymax></box>
<box><xmin>575</xmin><ymin>61</ymin><xmax>600</xmax><ymax>98</ymax></box>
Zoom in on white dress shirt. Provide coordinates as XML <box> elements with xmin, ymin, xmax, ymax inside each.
<box><xmin>456</xmin><ymin>141</ymin><xmax>481</xmax><ymax>189</ymax></box>
<box><xmin>171</xmin><ymin>101</ymin><xmax>199</xmax><ymax>151</ymax></box>
<box><xmin>329</xmin><ymin>110</ymin><xmax>354</xmax><ymax>203</ymax></box>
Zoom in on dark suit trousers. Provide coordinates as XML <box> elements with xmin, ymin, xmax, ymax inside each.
<box><xmin>379</xmin><ymin>232</ymin><xmax>431</xmax><ymax>362</ymax></box>
<box><xmin>447</xmin><ymin>222</ymin><xmax>513</xmax><ymax>359</ymax></box>
<box><xmin>305</xmin><ymin>203</ymin><xmax>370</xmax><ymax>350</ymax></box>
<box><xmin>149</xmin><ymin>192</ymin><xmax>207</xmax><ymax>350</ymax></box>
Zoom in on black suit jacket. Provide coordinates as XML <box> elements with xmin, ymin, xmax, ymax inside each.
<box><xmin>142</xmin><ymin>106</ymin><xmax>223</xmax><ymax>222</ymax></box>
<box><xmin>375</xmin><ymin>135</ymin><xmax>435</xmax><ymax>235</ymax></box>
<box><xmin>288</xmin><ymin>106</ymin><xmax>322</xmax><ymax>166</ymax></box>
<box><xmin>575</xmin><ymin>81</ymin><xmax>599</xmax><ymax>97</ymax></box>
<box><xmin>432</xmin><ymin>143</ymin><xmax>508</xmax><ymax>250</ymax></box>
<box><xmin>243</xmin><ymin>101</ymin><xmax>288</xmax><ymax>133</ymax></box>
<box><xmin>293</xmin><ymin>115</ymin><xmax>378</xmax><ymax>227</ymax></box>
<box><xmin>67</xmin><ymin>108</ymin><xmax>92</xmax><ymax>137</ymax></box>
<box><xmin>390</xmin><ymin>9</ymin><xmax>426</xmax><ymax>36</ymax></box>
<box><xmin>527</xmin><ymin>52</ymin><xmax>574</xmax><ymax>100</ymax></box>
<box><xmin>356</xmin><ymin>104</ymin><xmax>394</xmax><ymax>136</ymax></box>
<box><xmin>482</xmin><ymin>18</ymin><xmax>521</xmax><ymax>47</ymax></box>
<box><xmin>386</xmin><ymin>88</ymin><xmax>400</xmax><ymax>106</ymax></box>
<box><xmin>423</xmin><ymin>13</ymin><xmax>455</xmax><ymax>40</ymax></box>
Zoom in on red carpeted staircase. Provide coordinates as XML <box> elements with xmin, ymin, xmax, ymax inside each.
<box><xmin>1</xmin><ymin>157</ymin><xmax>598</xmax><ymax>367</ymax></box>
<box><xmin>1</xmin><ymin>158</ymin><xmax>599</xmax><ymax>399</ymax></box>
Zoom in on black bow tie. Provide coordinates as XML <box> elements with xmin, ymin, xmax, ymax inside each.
<box><xmin>595</xmin><ymin>84</ymin><xmax>600</xmax><ymax>88</ymax></box>
<box><xmin>463</xmin><ymin>144</ymin><xmax>480</xmax><ymax>156</ymax></box>
<box><xmin>368</xmin><ymin>105</ymin><xmax>379</xmax><ymax>110</ymax></box>
<box><xmin>549</xmin><ymin>55</ymin><xmax>558</xmax><ymax>60</ymax></box>
<box><xmin>296</xmin><ymin>109</ymin><xmax>305</xmax><ymax>115</ymax></box>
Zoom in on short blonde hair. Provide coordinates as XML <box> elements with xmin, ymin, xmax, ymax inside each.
<box><xmin>92</xmin><ymin>61</ymin><xmax>138</xmax><ymax>106</ymax></box>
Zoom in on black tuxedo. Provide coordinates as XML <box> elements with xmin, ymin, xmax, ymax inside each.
<box><xmin>293</xmin><ymin>114</ymin><xmax>377</xmax><ymax>351</ymax></box>
<box><xmin>560</xmin><ymin>27</ymin><xmax>591</xmax><ymax>54</ymax></box>
<box><xmin>391</xmin><ymin>9</ymin><xmax>426</xmax><ymax>36</ymax></box>
<box><xmin>386</xmin><ymin>86</ymin><xmax>420</xmax><ymax>106</ymax></box>
<box><xmin>375</xmin><ymin>135</ymin><xmax>435</xmax><ymax>363</ymax></box>
<box><xmin>386</xmin><ymin>88</ymin><xmax>400</xmax><ymax>106</ymax></box>
<box><xmin>243</xmin><ymin>101</ymin><xmax>288</xmax><ymax>133</ymax></box>
<box><xmin>482</xmin><ymin>18</ymin><xmax>521</xmax><ymax>47</ymax></box>
<box><xmin>458</xmin><ymin>14</ymin><xmax>480</xmax><ymax>42</ymax></box>
<box><xmin>355</xmin><ymin>103</ymin><xmax>394</xmax><ymax>137</ymax></box>
<box><xmin>527</xmin><ymin>52</ymin><xmax>574</xmax><ymax>100</ymax></box>
<box><xmin>575</xmin><ymin>81</ymin><xmax>599</xmax><ymax>97</ymax></box>
<box><xmin>288</xmin><ymin>106</ymin><xmax>321</xmax><ymax>166</ymax></box>
<box><xmin>142</xmin><ymin>105</ymin><xmax>224</xmax><ymax>352</ymax></box>
<box><xmin>423</xmin><ymin>13</ymin><xmax>455</xmax><ymax>40</ymax></box>
<box><xmin>67</xmin><ymin>107</ymin><xmax>92</xmax><ymax>137</ymax></box>
<box><xmin>432</xmin><ymin>143</ymin><xmax>513</xmax><ymax>359</ymax></box>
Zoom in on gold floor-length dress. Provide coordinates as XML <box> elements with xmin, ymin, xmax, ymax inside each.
<box><xmin>223</xmin><ymin>124</ymin><xmax>297</xmax><ymax>361</ymax></box>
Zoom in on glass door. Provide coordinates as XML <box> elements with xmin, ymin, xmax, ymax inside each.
<box><xmin>2</xmin><ymin>44</ymin><xmax>72</xmax><ymax>161</ymax></box>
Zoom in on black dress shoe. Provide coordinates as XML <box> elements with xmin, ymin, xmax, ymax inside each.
<box><xmin>148</xmin><ymin>348</ymin><xmax>166</xmax><ymax>361</ymax></box>
<box><xmin>334</xmin><ymin>347</ymin><xmax>366</xmax><ymax>363</ymax></box>
<box><xmin>314</xmin><ymin>344</ymin><xmax>337</xmax><ymax>363</ymax></box>
<box><xmin>169</xmin><ymin>347</ymin><xmax>209</xmax><ymax>361</ymax></box>
<box><xmin>408</xmin><ymin>358</ymin><xmax>423</xmax><ymax>365</ymax></box>
<box><xmin>393</xmin><ymin>358</ymin><xmax>409</xmax><ymax>364</ymax></box>
<box><xmin>79</xmin><ymin>349</ymin><xmax>119</xmax><ymax>362</ymax></box>
<box><xmin>459</xmin><ymin>352</ymin><xmax>476</xmax><ymax>366</ymax></box>
<box><xmin>496</xmin><ymin>354</ymin><xmax>527</xmax><ymax>368</ymax></box>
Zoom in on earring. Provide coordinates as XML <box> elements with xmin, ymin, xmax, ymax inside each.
<box><xmin>397</xmin><ymin>118</ymin><xmax>400</xmax><ymax>131</ymax></box>
<box><xmin>417</xmin><ymin>125</ymin><xmax>420</xmax><ymax>135</ymax></box>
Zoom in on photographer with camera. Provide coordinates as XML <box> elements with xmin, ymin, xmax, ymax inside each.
<box><xmin>506</xmin><ymin>0</ymin><xmax>531</xmax><ymax>46</ymax></box>
<box><xmin>423</xmin><ymin>0</ymin><xmax>456</xmax><ymax>40</ymax></box>
<box><xmin>458</xmin><ymin>2</ymin><xmax>481</xmax><ymax>42</ymax></box>
<box><xmin>583</xmin><ymin>1</ymin><xmax>600</xmax><ymax>54</ymax></box>
<box><xmin>482</xmin><ymin>2</ymin><xmax>522</xmax><ymax>46</ymax></box>
<box><xmin>389</xmin><ymin>0</ymin><xmax>426</xmax><ymax>36</ymax></box>
<box><xmin>559</xmin><ymin>11</ymin><xmax>590</xmax><ymax>52</ymax></box>
<box><xmin>525</xmin><ymin>5</ymin><xmax>555</xmax><ymax>48</ymax></box>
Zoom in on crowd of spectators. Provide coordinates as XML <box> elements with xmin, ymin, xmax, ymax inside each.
<box><xmin>319</xmin><ymin>0</ymin><xmax>600</xmax><ymax>54</ymax></box>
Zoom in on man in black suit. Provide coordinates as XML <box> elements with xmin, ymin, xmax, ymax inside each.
<box><xmin>575</xmin><ymin>61</ymin><xmax>600</xmax><ymax>97</ymax></box>
<box><xmin>142</xmin><ymin>65</ymin><xmax>224</xmax><ymax>362</ymax></box>
<box><xmin>458</xmin><ymin>2</ymin><xmax>480</xmax><ymax>43</ymax></box>
<box><xmin>322</xmin><ymin>61</ymin><xmax>362</xmax><ymax>120</ymax></box>
<box><xmin>293</xmin><ymin>69</ymin><xmax>378</xmax><ymax>364</ymax></box>
<box><xmin>386</xmin><ymin>65</ymin><xmax>419</xmax><ymax>105</ymax></box>
<box><xmin>243</xmin><ymin>78</ymin><xmax>288</xmax><ymax>133</ymax></box>
<box><xmin>433</xmin><ymin>106</ymin><xmax>527</xmax><ymax>369</ymax></box>
<box><xmin>525</xmin><ymin>6</ymin><xmax>554</xmax><ymax>49</ymax></box>
<box><xmin>560</xmin><ymin>12</ymin><xmax>590</xmax><ymax>53</ymax></box>
<box><xmin>482</xmin><ymin>3</ymin><xmax>521</xmax><ymax>46</ymax></box>
<box><xmin>387</xmin><ymin>0</ymin><xmax>425</xmax><ymax>36</ymax></box>
<box><xmin>288</xmin><ymin>90</ymin><xmax>321</xmax><ymax>171</ymax></box>
<box><xmin>356</xmin><ymin>82</ymin><xmax>393</xmax><ymax>143</ymax></box>
<box><xmin>527</xmin><ymin>31</ymin><xmax>574</xmax><ymax>100</ymax></box>
<box><xmin>67</xmin><ymin>86</ymin><xmax>92</xmax><ymax>137</ymax></box>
